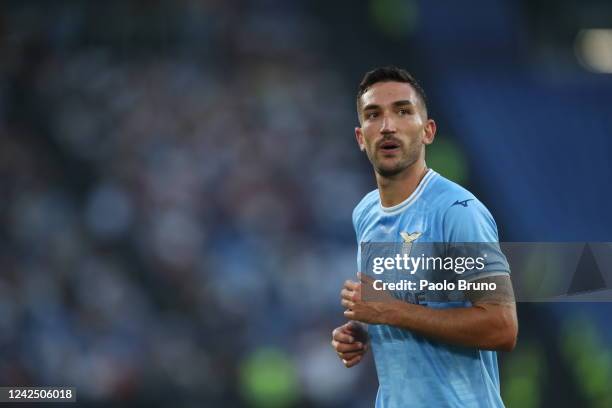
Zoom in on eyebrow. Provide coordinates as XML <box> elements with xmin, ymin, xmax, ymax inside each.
<box><xmin>362</xmin><ymin>100</ymin><xmax>415</xmax><ymax>111</ymax></box>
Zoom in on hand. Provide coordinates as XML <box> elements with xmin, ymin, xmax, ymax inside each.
<box><xmin>331</xmin><ymin>321</ymin><xmax>369</xmax><ymax>368</ymax></box>
<box><xmin>341</xmin><ymin>273</ymin><xmax>400</xmax><ymax>325</ymax></box>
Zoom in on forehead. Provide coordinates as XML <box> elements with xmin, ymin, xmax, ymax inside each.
<box><xmin>360</xmin><ymin>81</ymin><xmax>419</xmax><ymax>109</ymax></box>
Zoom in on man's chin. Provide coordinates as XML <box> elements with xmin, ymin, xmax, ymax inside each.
<box><xmin>374</xmin><ymin>164</ymin><xmax>406</xmax><ymax>178</ymax></box>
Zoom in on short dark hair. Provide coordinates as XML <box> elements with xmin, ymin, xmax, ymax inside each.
<box><xmin>356</xmin><ymin>66</ymin><xmax>428</xmax><ymax>118</ymax></box>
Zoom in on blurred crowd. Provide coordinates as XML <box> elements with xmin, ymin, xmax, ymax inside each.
<box><xmin>3</xmin><ymin>1</ymin><xmax>612</xmax><ymax>408</ymax></box>
<box><xmin>1</xmin><ymin>1</ymin><xmax>375</xmax><ymax>406</ymax></box>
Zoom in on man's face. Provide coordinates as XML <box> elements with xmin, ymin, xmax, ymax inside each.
<box><xmin>355</xmin><ymin>81</ymin><xmax>435</xmax><ymax>178</ymax></box>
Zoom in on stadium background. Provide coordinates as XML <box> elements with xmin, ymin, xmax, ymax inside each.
<box><xmin>1</xmin><ymin>0</ymin><xmax>612</xmax><ymax>407</ymax></box>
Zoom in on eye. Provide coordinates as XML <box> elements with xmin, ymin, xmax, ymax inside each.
<box><xmin>366</xmin><ymin>111</ymin><xmax>379</xmax><ymax>119</ymax></box>
<box><xmin>398</xmin><ymin>108</ymin><xmax>410</xmax><ymax>116</ymax></box>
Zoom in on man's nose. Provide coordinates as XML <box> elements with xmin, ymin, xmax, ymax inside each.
<box><xmin>380</xmin><ymin>114</ymin><xmax>397</xmax><ymax>134</ymax></box>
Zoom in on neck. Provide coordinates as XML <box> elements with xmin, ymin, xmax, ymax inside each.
<box><xmin>376</xmin><ymin>159</ymin><xmax>428</xmax><ymax>208</ymax></box>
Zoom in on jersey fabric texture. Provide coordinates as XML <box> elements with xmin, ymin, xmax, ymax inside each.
<box><xmin>352</xmin><ymin>169</ymin><xmax>509</xmax><ymax>408</ymax></box>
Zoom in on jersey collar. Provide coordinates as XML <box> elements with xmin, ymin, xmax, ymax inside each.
<box><xmin>379</xmin><ymin>169</ymin><xmax>437</xmax><ymax>215</ymax></box>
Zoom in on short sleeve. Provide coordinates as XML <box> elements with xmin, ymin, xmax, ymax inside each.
<box><xmin>443</xmin><ymin>199</ymin><xmax>499</xmax><ymax>243</ymax></box>
<box><xmin>442</xmin><ymin>199</ymin><xmax>510</xmax><ymax>281</ymax></box>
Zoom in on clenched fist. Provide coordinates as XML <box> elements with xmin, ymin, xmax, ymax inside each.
<box><xmin>331</xmin><ymin>321</ymin><xmax>369</xmax><ymax>368</ymax></box>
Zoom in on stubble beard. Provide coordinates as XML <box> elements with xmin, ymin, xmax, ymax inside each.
<box><xmin>369</xmin><ymin>144</ymin><xmax>421</xmax><ymax>178</ymax></box>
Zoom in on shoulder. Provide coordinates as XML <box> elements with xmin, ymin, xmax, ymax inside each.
<box><xmin>425</xmin><ymin>173</ymin><xmax>490</xmax><ymax>216</ymax></box>
<box><xmin>426</xmin><ymin>173</ymin><xmax>477</xmax><ymax>209</ymax></box>
<box><xmin>352</xmin><ymin>189</ymin><xmax>379</xmax><ymax>232</ymax></box>
<box><xmin>427</xmin><ymin>173</ymin><xmax>498</xmax><ymax>242</ymax></box>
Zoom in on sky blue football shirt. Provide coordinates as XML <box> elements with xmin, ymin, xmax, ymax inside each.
<box><xmin>353</xmin><ymin>169</ymin><xmax>510</xmax><ymax>408</ymax></box>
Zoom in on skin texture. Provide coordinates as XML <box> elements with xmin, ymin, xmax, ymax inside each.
<box><xmin>330</xmin><ymin>321</ymin><xmax>369</xmax><ymax>368</ymax></box>
<box><xmin>331</xmin><ymin>80</ymin><xmax>518</xmax><ymax>368</ymax></box>
<box><xmin>341</xmin><ymin>274</ymin><xmax>518</xmax><ymax>351</ymax></box>
<box><xmin>355</xmin><ymin>81</ymin><xmax>436</xmax><ymax>208</ymax></box>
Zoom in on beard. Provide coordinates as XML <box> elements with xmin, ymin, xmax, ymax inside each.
<box><xmin>367</xmin><ymin>143</ymin><xmax>422</xmax><ymax>178</ymax></box>
<box><xmin>375</xmin><ymin>161</ymin><xmax>414</xmax><ymax>177</ymax></box>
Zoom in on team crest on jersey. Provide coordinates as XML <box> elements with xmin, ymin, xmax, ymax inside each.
<box><xmin>400</xmin><ymin>231</ymin><xmax>422</xmax><ymax>243</ymax></box>
<box><xmin>400</xmin><ymin>231</ymin><xmax>421</xmax><ymax>259</ymax></box>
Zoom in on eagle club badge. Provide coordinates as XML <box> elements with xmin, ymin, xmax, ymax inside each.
<box><xmin>400</xmin><ymin>231</ymin><xmax>421</xmax><ymax>258</ymax></box>
<box><xmin>400</xmin><ymin>231</ymin><xmax>422</xmax><ymax>243</ymax></box>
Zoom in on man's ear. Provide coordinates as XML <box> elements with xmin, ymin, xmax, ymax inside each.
<box><xmin>355</xmin><ymin>127</ymin><xmax>366</xmax><ymax>151</ymax></box>
<box><xmin>423</xmin><ymin>119</ymin><xmax>436</xmax><ymax>145</ymax></box>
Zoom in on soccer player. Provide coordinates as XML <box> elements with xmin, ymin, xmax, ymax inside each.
<box><xmin>330</xmin><ymin>67</ymin><xmax>518</xmax><ymax>407</ymax></box>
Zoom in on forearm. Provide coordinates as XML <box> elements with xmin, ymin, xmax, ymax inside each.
<box><xmin>382</xmin><ymin>301</ymin><xmax>517</xmax><ymax>351</ymax></box>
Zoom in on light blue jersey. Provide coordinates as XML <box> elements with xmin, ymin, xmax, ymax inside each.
<box><xmin>353</xmin><ymin>169</ymin><xmax>509</xmax><ymax>408</ymax></box>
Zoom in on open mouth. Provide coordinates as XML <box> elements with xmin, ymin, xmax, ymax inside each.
<box><xmin>379</xmin><ymin>140</ymin><xmax>401</xmax><ymax>151</ymax></box>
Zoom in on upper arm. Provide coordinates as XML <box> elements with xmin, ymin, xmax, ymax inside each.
<box><xmin>468</xmin><ymin>275</ymin><xmax>518</xmax><ymax>350</ymax></box>
<box><xmin>443</xmin><ymin>198</ymin><xmax>499</xmax><ymax>243</ymax></box>
<box><xmin>442</xmin><ymin>198</ymin><xmax>510</xmax><ymax>282</ymax></box>
<box><xmin>443</xmin><ymin>200</ymin><xmax>518</xmax><ymax>349</ymax></box>
<box><xmin>467</xmin><ymin>275</ymin><xmax>516</xmax><ymax>306</ymax></box>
